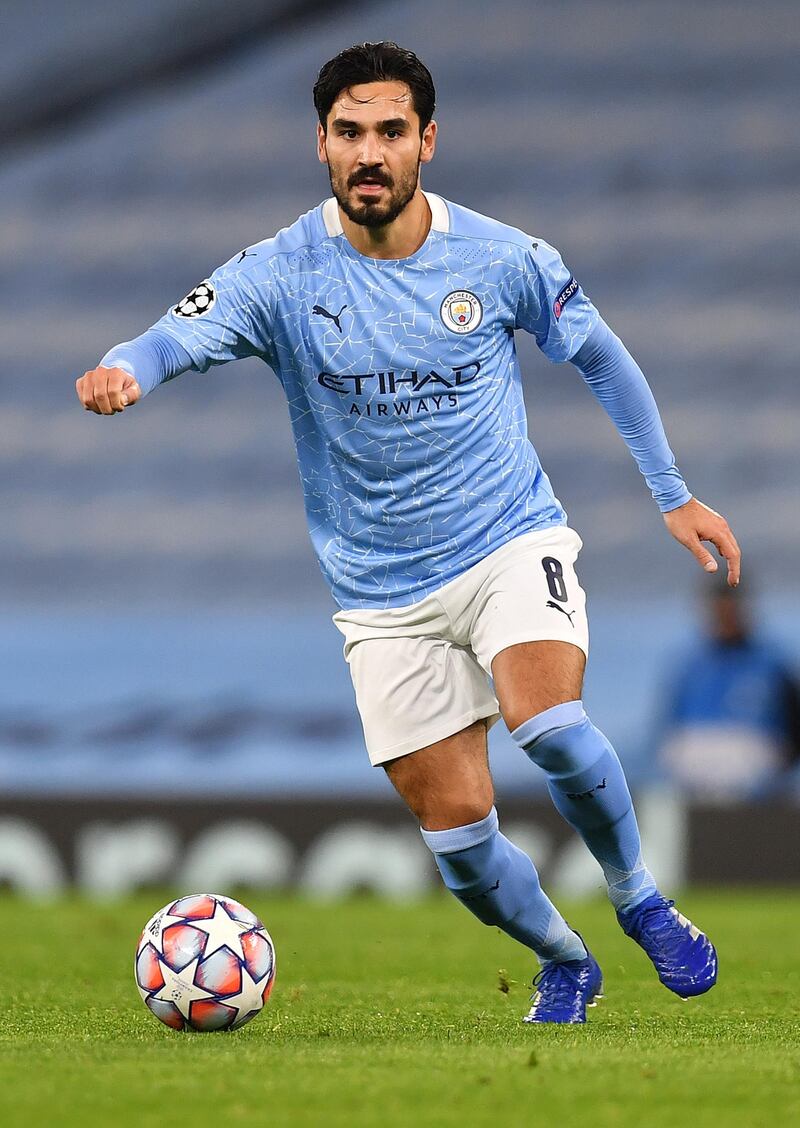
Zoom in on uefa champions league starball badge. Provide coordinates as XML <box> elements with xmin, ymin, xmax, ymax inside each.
<box><xmin>440</xmin><ymin>290</ymin><xmax>483</xmax><ymax>334</ymax></box>
<box><xmin>173</xmin><ymin>281</ymin><xmax>217</xmax><ymax>318</ymax></box>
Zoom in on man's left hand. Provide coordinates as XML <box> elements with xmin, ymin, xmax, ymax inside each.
<box><xmin>663</xmin><ymin>497</ymin><xmax>741</xmax><ymax>586</ymax></box>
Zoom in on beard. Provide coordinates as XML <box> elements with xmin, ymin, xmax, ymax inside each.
<box><xmin>328</xmin><ymin>160</ymin><xmax>420</xmax><ymax>228</ymax></box>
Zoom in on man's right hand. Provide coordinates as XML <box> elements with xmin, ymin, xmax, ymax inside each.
<box><xmin>75</xmin><ymin>366</ymin><xmax>142</xmax><ymax>414</ymax></box>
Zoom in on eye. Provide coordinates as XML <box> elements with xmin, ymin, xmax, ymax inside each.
<box><xmin>385</xmin><ymin>130</ymin><xmax>402</xmax><ymax>139</ymax></box>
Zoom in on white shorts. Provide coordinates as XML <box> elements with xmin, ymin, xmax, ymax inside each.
<box><xmin>332</xmin><ymin>526</ymin><xmax>589</xmax><ymax>766</ymax></box>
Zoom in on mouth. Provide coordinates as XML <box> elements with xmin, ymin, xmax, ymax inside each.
<box><xmin>351</xmin><ymin>176</ymin><xmax>389</xmax><ymax>196</ymax></box>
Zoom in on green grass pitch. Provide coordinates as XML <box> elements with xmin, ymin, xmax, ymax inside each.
<box><xmin>0</xmin><ymin>889</ymin><xmax>798</xmax><ymax>1127</ymax></box>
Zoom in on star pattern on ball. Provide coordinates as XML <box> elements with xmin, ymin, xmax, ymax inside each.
<box><xmin>152</xmin><ymin>957</ymin><xmax>214</xmax><ymax>1020</ymax></box>
<box><xmin>222</xmin><ymin>966</ymin><xmax>273</xmax><ymax>1028</ymax></box>
<box><xmin>188</xmin><ymin>900</ymin><xmax>254</xmax><ymax>960</ymax></box>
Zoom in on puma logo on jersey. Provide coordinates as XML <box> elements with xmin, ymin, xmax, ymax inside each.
<box><xmin>546</xmin><ymin>600</ymin><xmax>576</xmax><ymax>626</ymax></box>
<box><xmin>566</xmin><ymin>778</ymin><xmax>607</xmax><ymax>800</ymax></box>
<box><xmin>312</xmin><ymin>303</ymin><xmax>348</xmax><ymax>332</ymax></box>
<box><xmin>236</xmin><ymin>248</ymin><xmax>256</xmax><ymax>264</ymax></box>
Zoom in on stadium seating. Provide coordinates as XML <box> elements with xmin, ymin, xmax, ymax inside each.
<box><xmin>1</xmin><ymin>0</ymin><xmax>797</xmax><ymax>792</ymax></box>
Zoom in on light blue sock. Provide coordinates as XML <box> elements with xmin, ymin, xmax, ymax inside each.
<box><xmin>512</xmin><ymin>701</ymin><xmax>657</xmax><ymax>913</ymax></box>
<box><xmin>421</xmin><ymin>808</ymin><xmax>586</xmax><ymax>964</ymax></box>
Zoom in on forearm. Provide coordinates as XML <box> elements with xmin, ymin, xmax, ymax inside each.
<box><xmin>570</xmin><ymin>319</ymin><xmax>691</xmax><ymax>512</ymax></box>
<box><xmin>100</xmin><ymin>328</ymin><xmax>194</xmax><ymax>397</ymax></box>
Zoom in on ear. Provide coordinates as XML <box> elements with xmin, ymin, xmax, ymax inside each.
<box><xmin>419</xmin><ymin>119</ymin><xmax>437</xmax><ymax>166</ymax></box>
<box><xmin>316</xmin><ymin>122</ymin><xmax>328</xmax><ymax>164</ymax></box>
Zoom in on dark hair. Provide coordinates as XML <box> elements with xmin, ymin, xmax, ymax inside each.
<box><xmin>313</xmin><ymin>41</ymin><xmax>435</xmax><ymax>134</ymax></box>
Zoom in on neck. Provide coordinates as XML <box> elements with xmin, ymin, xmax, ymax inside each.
<box><xmin>339</xmin><ymin>189</ymin><xmax>432</xmax><ymax>260</ymax></box>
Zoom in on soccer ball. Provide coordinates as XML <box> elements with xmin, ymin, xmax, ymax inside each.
<box><xmin>135</xmin><ymin>892</ymin><xmax>276</xmax><ymax>1032</ymax></box>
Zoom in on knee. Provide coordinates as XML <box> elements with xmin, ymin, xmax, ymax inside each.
<box><xmin>385</xmin><ymin>765</ymin><xmax>493</xmax><ymax>831</ymax></box>
<box><xmin>511</xmin><ymin>702</ymin><xmax>621</xmax><ymax>783</ymax></box>
<box><xmin>506</xmin><ymin>698</ymin><xmax>587</xmax><ymax>747</ymax></box>
<box><xmin>383</xmin><ymin>718</ymin><xmax>494</xmax><ymax>831</ymax></box>
<box><xmin>418</xmin><ymin>791</ymin><xmax>494</xmax><ymax>832</ymax></box>
<box><xmin>510</xmin><ymin>701</ymin><xmax>589</xmax><ymax>765</ymax></box>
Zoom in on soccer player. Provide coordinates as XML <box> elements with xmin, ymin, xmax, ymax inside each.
<box><xmin>76</xmin><ymin>42</ymin><xmax>740</xmax><ymax>1023</ymax></box>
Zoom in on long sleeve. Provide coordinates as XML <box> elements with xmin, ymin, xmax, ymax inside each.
<box><xmin>570</xmin><ymin>318</ymin><xmax>691</xmax><ymax>513</ymax></box>
<box><xmin>99</xmin><ymin>253</ymin><xmax>274</xmax><ymax>396</ymax></box>
<box><xmin>100</xmin><ymin>328</ymin><xmax>194</xmax><ymax>397</ymax></box>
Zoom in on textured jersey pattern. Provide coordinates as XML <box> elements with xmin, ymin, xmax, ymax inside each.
<box><xmin>132</xmin><ymin>196</ymin><xmax>599</xmax><ymax>609</ymax></box>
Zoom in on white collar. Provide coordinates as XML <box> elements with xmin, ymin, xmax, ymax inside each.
<box><xmin>321</xmin><ymin>191</ymin><xmax>449</xmax><ymax>238</ymax></box>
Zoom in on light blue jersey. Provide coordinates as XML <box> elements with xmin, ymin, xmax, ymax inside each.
<box><xmin>103</xmin><ymin>193</ymin><xmax>689</xmax><ymax>609</ymax></box>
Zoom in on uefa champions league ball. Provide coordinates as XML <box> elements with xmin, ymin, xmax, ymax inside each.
<box><xmin>135</xmin><ymin>893</ymin><xmax>276</xmax><ymax>1032</ymax></box>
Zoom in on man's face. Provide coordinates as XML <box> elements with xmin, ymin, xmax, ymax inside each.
<box><xmin>317</xmin><ymin>80</ymin><xmax>436</xmax><ymax>228</ymax></box>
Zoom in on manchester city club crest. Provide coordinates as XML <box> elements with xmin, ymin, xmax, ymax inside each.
<box><xmin>440</xmin><ymin>290</ymin><xmax>483</xmax><ymax>334</ymax></box>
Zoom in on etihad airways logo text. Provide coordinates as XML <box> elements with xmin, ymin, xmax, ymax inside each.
<box><xmin>317</xmin><ymin>361</ymin><xmax>482</xmax><ymax>417</ymax></box>
<box><xmin>318</xmin><ymin>360</ymin><xmax>480</xmax><ymax>396</ymax></box>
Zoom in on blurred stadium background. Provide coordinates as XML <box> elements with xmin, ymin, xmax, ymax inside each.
<box><xmin>1</xmin><ymin>0</ymin><xmax>798</xmax><ymax>895</ymax></box>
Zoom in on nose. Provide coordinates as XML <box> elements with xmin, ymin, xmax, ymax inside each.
<box><xmin>357</xmin><ymin>132</ymin><xmax>384</xmax><ymax>167</ymax></box>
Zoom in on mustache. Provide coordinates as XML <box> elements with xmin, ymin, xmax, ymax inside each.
<box><xmin>348</xmin><ymin>168</ymin><xmax>393</xmax><ymax>188</ymax></box>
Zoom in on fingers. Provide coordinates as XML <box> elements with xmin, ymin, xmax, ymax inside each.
<box><xmin>75</xmin><ymin>372</ymin><xmax>99</xmax><ymax>413</ymax></box>
<box><xmin>687</xmin><ymin>536</ymin><xmax>718</xmax><ymax>574</ymax></box>
<box><xmin>94</xmin><ymin>371</ymin><xmax>115</xmax><ymax>415</ymax></box>
<box><xmin>710</xmin><ymin>526</ymin><xmax>742</xmax><ymax>587</ymax></box>
<box><xmin>121</xmin><ymin>375</ymin><xmax>142</xmax><ymax>407</ymax></box>
<box><xmin>687</xmin><ymin>523</ymin><xmax>741</xmax><ymax>587</ymax></box>
<box><xmin>696</xmin><ymin>511</ymin><xmax>741</xmax><ymax>587</ymax></box>
<box><xmin>664</xmin><ymin>499</ymin><xmax>742</xmax><ymax>588</ymax></box>
<box><xmin>75</xmin><ymin>368</ymin><xmax>140</xmax><ymax>415</ymax></box>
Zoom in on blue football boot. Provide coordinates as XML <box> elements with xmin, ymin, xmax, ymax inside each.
<box><xmin>617</xmin><ymin>893</ymin><xmax>717</xmax><ymax>998</ymax></box>
<box><xmin>522</xmin><ymin>949</ymin><xmax>603</xmax><ymax>1024</ymax></box>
